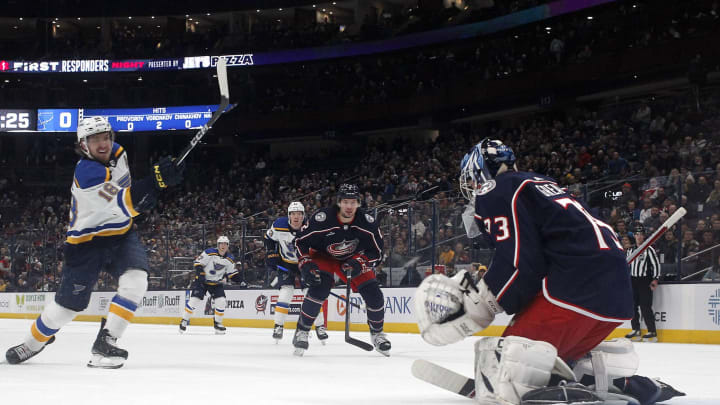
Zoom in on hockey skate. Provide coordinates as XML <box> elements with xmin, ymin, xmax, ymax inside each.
<box><xmin>293</xmin><ymin>329</ymin><xmax>309</xmax><ymax>356</ymax></box>
<box><xmin>5</xmin><ymin>335</ymin><xmax>56</xmax><ymax>365</ymax></box>
<box><xmin>214</xmin><ymin>321</ymin><xmax>226</xmax><ymax>335</ymax></box>
<box><xmin>625</xmin><ymin>329</ymin><xmax>642</xmax><ymax>341</ymax></box>
<box><xmin>272</xmin><ymin>324</ymin><xmax>284</xmax><ymax>343</ymax></box>
<box><xmin>371</xmin><ymin>331</ymin><xmax>391</xmax><ymax>357</ymax></box>
<box><xmin>88</xmin><ymin>320</ymin><xmax>128</xmax><ymax>369</ymax></box>
<box><xmin>315</xmin><ymin>326</ymin><xmax>328</xmax><ymax>345</ymax></box>
<box><xmin>179</xmin><ymin>319</ymin><xmax>189</xmax><ymax>334</ymax></box>
<box><xmin>642</xmin><ymin>331</ymin><xmax>657</xmax><ymax>342</ymax></box>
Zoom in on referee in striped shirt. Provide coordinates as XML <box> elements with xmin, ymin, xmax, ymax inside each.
<box><xmin>625</xmin><ymin>224</ymin><xmax>661</xmax><ymax>342</ymax></box>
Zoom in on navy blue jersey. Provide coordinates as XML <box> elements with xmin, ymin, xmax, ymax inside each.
<box><xmin>474</xmin><ymin>171</ymin><xmax>633</xmax><ymax>321</ymax></box>
<box><xmin>295</xmin><ymin>206</ymin><xmax>383</xmax><ymax>264</ymax></box>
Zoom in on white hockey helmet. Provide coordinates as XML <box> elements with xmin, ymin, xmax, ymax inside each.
<box><xmin>217</xmin><ymin>236</ymin><xmax>230</xmax><ymax>245</ymax></box>
<box><xmin>77</xmin><ymin>116</ymin><xmax>114</xmax><ymax>158</ymax></box>
<box><xmin>287</xmin><ymin>201</ymin><xmax>305</xmax><ymax>216</ymax></box>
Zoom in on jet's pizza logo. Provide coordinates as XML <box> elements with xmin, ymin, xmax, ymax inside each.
<box><xmin>708</xmin><ymin>289</ymin><xmax>720</xmax><ymax>325</ymax></box>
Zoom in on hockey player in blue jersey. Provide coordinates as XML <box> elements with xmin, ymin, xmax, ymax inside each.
<box><xmin>5</xmin><ymin>116</ymin><xmax>184</xmax><ymax>368</ymax></box>
<box><xmin>292</xmin><ymin>184</ymin><xmax>390</xmax><ymax>356</ymax></box>
<box><xmin>179</xmin><ymin>236</ymin><xmax>242</xmax><ymax>334</ymax></box>
<box><xmin>414</xmin><ymin>139</ymin><xmax>684</xmax><ymax>404</ymax></box>
<box><xmin>266</xmin><ymin>201</ymin><xmax>328</xmax><ymax>343</ymax></box>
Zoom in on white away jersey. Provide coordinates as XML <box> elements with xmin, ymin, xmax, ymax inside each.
<box><xmin>194</xmin><ymin>248</ymin><xmax>237</xmax><ymax>284</ymax></box>
<box><xmin>66</xmin><ymin>143</ymin><xmax>139</xmax><ymax>244</ymax></box>
<box><xmin>265</xmin><ymin>216</ymin><xmax>300</xmax><ymax>264</ymax></box>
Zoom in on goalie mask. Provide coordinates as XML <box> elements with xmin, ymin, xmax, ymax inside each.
<box><xmin>459</xmin><ymin>139</ymin><xmax>516</xmax><ymax>200</ymax></box>
<box><xmin>76</xmin><ymin>116</ymin><xmax>114</xmax><ymax>160</ymax></box>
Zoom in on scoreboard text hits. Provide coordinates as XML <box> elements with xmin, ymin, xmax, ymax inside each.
<box><xmin>0</xmin><ymin>105</ymin><xmax>225</xmax><ymax>133</ymax></box>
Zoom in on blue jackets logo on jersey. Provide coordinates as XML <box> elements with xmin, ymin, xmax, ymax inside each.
<box><xmin>327</xmin><ymin>239</ymin><xmax>359</xmax><ymax>257</ymax></box>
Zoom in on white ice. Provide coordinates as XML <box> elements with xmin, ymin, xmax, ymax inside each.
<box><xmin>0</xmin><ymin>318</ymin><xmax>718</xmax><ymax>404</ymax></box>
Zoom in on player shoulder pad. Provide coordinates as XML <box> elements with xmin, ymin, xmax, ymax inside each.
<box><xmin>204</xmin><ymin>248</ymin><xmax>219</xmax><ymax>255</ymax></box>
<box><xmin>225</xmin><ymin>253</ymin><xmax>236</xmax><ymax>263</ymax></box>
<box><xmin>313</xmin><ymin>210</ymin><xmax>328</xmax><ymax>222</ymax></box>
<box><xmin>476</xmin><ymin>179</ymin><xmax>497</xmax><ymax>196</ymax></box>
<box><xmin>354</xmin><ymin>208</ymin><xmax>376</xmax><ymax>225</ymax></box>
<box><xmin>111</xmin><ymin>143</ymin><xmax>125</xmax><ymax>160</ymax></box>
<box><xmin>74</xmin><ymin>159</ymin><xmax>110</xmax><ymax>189</ymax></box>
<box><xmin>273</xmin><ymin>216</ymin><xmax>290</xmax><ymax>229</ymax></box>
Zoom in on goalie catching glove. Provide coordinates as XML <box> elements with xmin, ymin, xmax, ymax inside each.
<box><xmin>415</xmin><ymin>270</ymin><xmax>503</xmax><ymax>346</ymax></box>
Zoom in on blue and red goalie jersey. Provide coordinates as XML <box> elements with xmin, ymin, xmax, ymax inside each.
<box><xmin>473</xmin><ymin>171</ymin><xmax>633</xmax><ymax>321</ymax></box>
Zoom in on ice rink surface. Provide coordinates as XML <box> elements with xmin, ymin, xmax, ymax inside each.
<box><xmin>0</xmin><ymin>318</ymin><xmax>718</xmax><ymax>404</ymax></box>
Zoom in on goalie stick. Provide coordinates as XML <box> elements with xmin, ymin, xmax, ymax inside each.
<box><xmin>175</xmin><ymin>58</ymin><xmax>235</xmax><ymax>166</ymax></box>
<box><xmin>411</xmin><ymin>359</ymin><xmax>476</xmax><ymax>398</ymax></box>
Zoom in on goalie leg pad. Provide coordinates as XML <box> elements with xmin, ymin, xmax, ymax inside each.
<box><xmin>475</xmin><ymin>336</ymin><xmax>558</xmax><ymax>405</ymax></box>
<box><xmin>573</xmin><ymin>338</ymin><xmax>639</xmax><ymax>382</ymax></box>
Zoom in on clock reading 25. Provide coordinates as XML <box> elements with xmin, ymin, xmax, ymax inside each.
<box><xmin>0</xmin><ymin>112</ymin><xmax>30</xmax><ymax>129</ymax></box>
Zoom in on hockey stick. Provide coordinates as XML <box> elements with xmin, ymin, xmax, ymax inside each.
<box><xmin>412</xmin><ymin>359</ymin><xmax>475</xmax><ymax>398</ymax></box>
<box><xmin>175</xmin><ymin>58</ymin><xmax>235</xmax><ymax>166</ymax></box>
<box><xmin>344</xmin><ymin>274</ymin><xmax>374</xmax><ymax>351</ymax></box>
<box><xmin>626</xmin><ymin>207</ymin><xmax>686</xmax><ymax>264</ymax></box>
<box><xmin>276</xmin><ymin>264</ymin><xmax>363</xmax><ymax>310</ymax></box>
<box><xmin>329</xmin><ymin>291</ymin><xmax>363</xmax><ymax>310</ymax></box>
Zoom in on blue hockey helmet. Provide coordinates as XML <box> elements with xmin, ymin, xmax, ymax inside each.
<box><xmin>459</xmin><ymin>138</ymin><xmax>516</xmax><ymax>199</ymax></box>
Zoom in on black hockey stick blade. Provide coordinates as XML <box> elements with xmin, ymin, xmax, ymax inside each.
<box><xmin>411</xmin><ymin>359</ymin><xmax>476</xmax><ymax>399</ymax></box>
<box><xmin>344</xmin><ymin>279</ymin><xmax>374</xmax><ymax>351</ymax></box>
<box><xmin>176</xmin><ymin>57</ymin><xmax>232</xmax><ymax>166</ymax></box>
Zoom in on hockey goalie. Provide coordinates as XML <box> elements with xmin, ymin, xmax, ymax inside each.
<box><xmin>414</xmin><ymin>139</ymin><xmax>684</xmax><ymax>405</ymax></box>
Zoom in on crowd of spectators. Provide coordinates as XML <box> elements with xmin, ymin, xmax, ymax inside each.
<box><xmin>2</xmin><ymin>86</ymin><xmax>720</xmax><ymax>292</ymax></box>
<box><xmin>2</xmin><ymin>0</ymin><xmax>717</xmax><ymax>111</ymax></box>
<box><xmin>1</xmin><ymin>0</ymin><xmax>557</xmax><ymax>60</ymax></box>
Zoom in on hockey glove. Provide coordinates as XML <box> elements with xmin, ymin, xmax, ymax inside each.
<box><xmin>195</xmin><ymin>267</ymin><xmax>206</xmax><ymax>283</ymax></box>
<box><xmin>228</xmin><ymin>271</ymin><xmax>243</xmax><ymax>284</ymax></box>
<box><xmin>342</xmin><ymin>253</ymin><xmax>370</xmax><ymax>279</ymax></box>
<box><xmin>414</xmin><ymin>270</ymin><xmax>503</xmax><ymax>346</ymax></box>
<box><xmin>299</xmin><ymin>256</ymin><xmax>321</xmax><ymax>287</ymax></box>
<box><xmin>151</xmin><ymin>156</ymin><xmax>185</xmax><ymax>190</ymax></box>
<box><xmin>266</xmin><ymin>252</ymin><xmax>280</xmax><ymax>272</ymax></box>
<box><xmin>129</xmin><ymin>177</ymin><xmax>158</xmax><ymax>213</ymax></box>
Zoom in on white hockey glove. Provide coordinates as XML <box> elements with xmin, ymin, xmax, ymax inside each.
<box><xmin>414</xmin><ymin>270</ymin><xmax>503</xmax><ymax>346</ymax></box>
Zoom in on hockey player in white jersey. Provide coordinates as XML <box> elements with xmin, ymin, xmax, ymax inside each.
<box><xmin>5</xmin><ymin>116</ymin><xmax>184</xmax><ymax>368</ymax></box>
<box><xmin>265</xmin><ymin>202</ymin><xmax>328</xmax><ymax>343</ymax></box>
<box><xmin>180</xmin><ymin>236</ymin><xmax>242</xmax><ymax>334</ymax></box>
